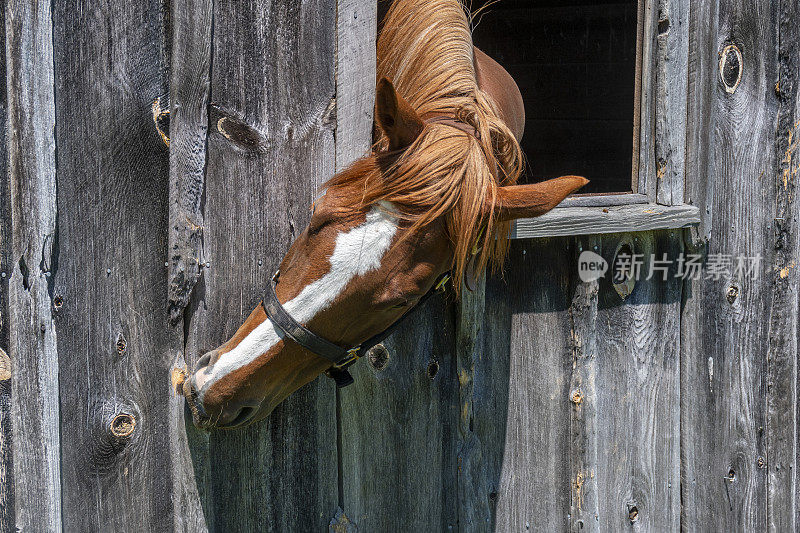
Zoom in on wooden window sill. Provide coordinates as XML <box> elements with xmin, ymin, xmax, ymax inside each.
<box><xmin>510</xmin><ymin>203</ymin><xmax>701</xmax><ymax>239</ymax></box>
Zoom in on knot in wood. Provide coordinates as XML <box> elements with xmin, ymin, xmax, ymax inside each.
<box><xmin>427</xmin><ymin>360</ymin><xmax>440</xmax><ymax>379</ymax></box>
<box><xmin>0</xmin><ymin>348</ymin><xmax>11</xmax><ymax>381</ymax></box>
<box><xmin>367</xmin><ymin>344</ymin><xmax>390</xmax><ymax>371</ymax></box>
<box><xmin>116</xmin><ymin>333</ymin><xmax>127</xmax><ymax>356</ymax></box>
<box><xmin>726</xmin><ymin>285</ymin><xmax>739</xmax><ymax>304</ymax></box>
<box><xmin>719</xmin><ymin>44</ymin><xmax>743</xmax><ymax>94</ymax></box>
<box><xmin>570</xmin><ymin>389</ymin><xmax>583</xmax><ymax>404</ymax></box>
<box><xmin>110</xmin><ymin>413</ymin><xmax>136</xmax><ymax>438</ymax></box>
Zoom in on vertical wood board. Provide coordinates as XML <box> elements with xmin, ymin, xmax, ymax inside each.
<box><xmin>6</xmin><ymin>1</ymin><xmax>61</xmax><ymax>530</ymax></box>
<box><xmin>184</xmin><ymin>1</ymin><xmax>339</xmax><ymax>530</ymax></box>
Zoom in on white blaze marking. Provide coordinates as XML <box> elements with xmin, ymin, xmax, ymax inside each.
<box><xmin>194</xmin><ymin>203</ymin><xmax>398</xmax><ymax>396</ymax></box>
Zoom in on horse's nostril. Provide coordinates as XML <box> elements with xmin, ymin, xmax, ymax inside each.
<box><xmin>220</xmin><ymin>404</ymin><xmax>259</xmax><ymax>428</ymax></box>
<box><xmin>196</xmin><ymin>351</ymin><xmax>216</xmax><ymax>370</ymax></box>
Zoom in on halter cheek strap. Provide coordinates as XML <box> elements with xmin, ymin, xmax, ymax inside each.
<box><xmin>263</xmin><ymin>270</ymin><xmax>451</xmax><ymax>388</ymax></box>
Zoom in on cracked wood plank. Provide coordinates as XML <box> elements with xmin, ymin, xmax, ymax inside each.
<box><xmin>183</xmin><ymin>1</ymin><xmax>339</xmax><ymax>530</ymax></box>
<box><xmin>765</xmin><ymin>0</ymin><xmax>800</xmax><ymax>528</ymax></box>
<box><xmin>6</xmin><ymin>1</ymin><xmax>62</xmax><ymax>530</ymax></box>
<box><xmin>0</xmin><ymin>2</ymin><xmax>11</xmax><ymax>530</ymax></box>
<box><xmin>167</xmin><ymin>0</ymin><xmax>213</xmax><ymax>325</ymax></box>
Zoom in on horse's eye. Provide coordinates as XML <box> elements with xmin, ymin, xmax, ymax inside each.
<box><xmin>383</xmin><ymin>294</ymin><xmax>422</xmax><ymax>310</ymax></box>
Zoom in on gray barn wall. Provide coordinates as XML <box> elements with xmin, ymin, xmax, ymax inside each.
<box><xmin>0</xmin><ymin>0</ymin><xmax>798</xmax><ymax>532</ymax></box>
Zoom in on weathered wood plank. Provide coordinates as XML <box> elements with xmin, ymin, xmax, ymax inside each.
<box><xmin>483</xmin><ymin>238</ymin><xmax>575</xmax><ymax>531</ymax></box>
<box><xmin>335</xmin><ymin>0</ymin><xmax>376</xmax><ymax>171</ymax></box>
<box><xmin>557</xmin><ymin>193</ymin><xmax>649</xmax><ymax>209</ymax></box>
<box><xmin>511</xmin><ymin>204</ymin><xmax>700</xmax><ymax>239</ymax></box>
<box><xmin>454</xmin><ymin>275</ymin><xmax>489</xmax><ymax>530</ymax></box>
<box><xmin>168</xmin><ymin>0</ymin><xmax>213</xmax><ymax>324</ymax></box>
<box><xmin>50</xmin><ymin>0</ymin><xmax>179</xmax><ymax>529</ymax></box>
<box><xmin>765</xmin><ymin>0</ymin><xmax>800</xmax><ymax>528</ymax></box>
<box><xmin>594</xmin><ymin>231</ymin><xmax>682</xmax><ymax>530</ymax></box>
<box><xmin>636</xmin><ymin>0</ymin><xmax>657</xmax><ymax>198</ymax></box>
<box><xmin>184</xmin><ymin>1</ymin><xmax>339</xmax><ymax>530</ymax></box>
<box><xmin>654</xmin><ymin>0</ymin><xmax>689</xmax><ymax>205</ymax></box>
<box><xmin>339</xmin><ymin>298</ymin><xmax>459</xmax><ymax>531</ymax></box>
<box><xmin>681</xmin><ymin>0</ymin><xmax>779</xmax><ymax>529</ymax></box>
<box><xmin>683</xmin><ymin>0</ymin><xmax>718</xmax><ymax>241</ymax></box>
<box><xmin>5</xmin><ymin>1</ymin><xmax>62</xmax><ymax>530</ymax></box>
<box><xmin>167</xmin><ymin>2</ymin><xmax>215</xmax><ymax>531</ymax></box>
<box><xmin>566</xmin><ymin>236</ymin><xmax>600</xmax><ymax>532</ymax></box>
<box><xmin>0</xmin><ymin>3</ymin><xmax>12</xmax><ymax>530</ymax></box>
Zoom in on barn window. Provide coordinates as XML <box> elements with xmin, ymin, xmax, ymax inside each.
<box><xmin>471</xmin><ymin>0</ymin><xmax>701</xmax><ymax>238</ymax></box>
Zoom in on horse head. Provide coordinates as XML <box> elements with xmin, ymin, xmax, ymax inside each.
<box><xmin>182</xmin><ymin>0</ymin><xmax>587</xmax><ymax>428</ymax></box>
<box><xmin>182</xmin><ymin>76</ymin><xmax>585</xmax><ymax>429</ymax></box>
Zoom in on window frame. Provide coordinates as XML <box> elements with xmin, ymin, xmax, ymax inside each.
<box><xmin>511</xmin><ymin>0</ymin><xmax>700</xmax><ymax>239</ymax></box>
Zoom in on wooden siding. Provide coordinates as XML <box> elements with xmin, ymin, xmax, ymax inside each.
<box><xmin>0</xmin><ymin>0</ymin><xmax>798</xmax><ymax>532</ymax></box>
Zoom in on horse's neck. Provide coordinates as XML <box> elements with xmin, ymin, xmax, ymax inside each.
<box><xmin>473</xmin><ymin>46</ymin><xmax>525</xmax><ymax>142</ymax></box>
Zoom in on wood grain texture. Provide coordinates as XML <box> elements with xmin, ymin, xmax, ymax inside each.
<box><xmin>338</xmin><ymin>297</ymin><xmax>458</xmax><ymax>531</ymax></box>
<box><xmin>566</xmin><ymin>237</ymin><xmax>600</xmax><ymax>532</ymax></box>
<box><xmin>765</xmin><ymin>0</ymin><xmax>799</xmax><ymax>528</ymax></box>
<box><xmin>335</xmin><ymin>0</ymin><xmax>376</xmax><ymax>171</ymax></box>
<box><xmin>0</xmin><ymin>3</ymin><xmax>11</xmax><ymax>529</ymax></box>
<box><xmin>50</xmin><ymin>0</ymin><xmax>179</xmax><ymax>530</ymax></box>
<box><xmin>637</xmin><ymin>0</ymin><xmax>689</xmax><ymax>205</ymax></box>
<box><xmin>167</xmin><ymin>5</ymin><xmax>214</xmax><ymax>528</ymax></box>
<box><xmin>557</xmin><ymin>193</ymin><xmax>649</xmax><ymax>209</ymax></box>
<box><xmin>680</xmin><ymin>0</ymin><xmax>779</xmax><ymax>529</ymax></box>
<box><xmin>167</xmin><ymin>1</ymin><xmax>214</xmax><ymax>532</ymax></box>
<box><xmin>593</xmin><ymin>231</ymin><xmax>682</xmax><ymax>530</ymax></box>
<box><xmin>653</xmin><ymin>0</ymin><xmax>689</xmax><ymax>205</ymax></box>
<box><xmin>183</xmin><ymin>1</ymin><xmax>338</xmax><ymax>530</ymax></box>
<box><xmin>454</xmin><ymin>275</ymin><xmax>490</xmax><ymax>530</ymax></box>
<box><xmin>636</xmin><ymin>0</ymin><xmax>658</xmax><ymax>199</ymax></box>
<box><xmin>683</xmin><ymin>0</ymin><xmax>718</xmax><ymax>241</ymax></box>
<box><xmin>5</xmin><ymin>1</ymin><xmax>62</xmax><ymax>530</ymax></box>
<box><xmin>168</xmin><ymin>0</ymin><xmax>213</xmax><ymax>324</ymax></box>
<box><xmin>483</xmin><ymin>239</ymin><xmax>574</xmax><ymax>531</ymax></box>
<box><xmin>511</xmin><ymin>204</ymin><xmax>700</xmax><ymax>239</ymax></box>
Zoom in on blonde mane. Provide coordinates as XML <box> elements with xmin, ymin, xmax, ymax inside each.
<box><xmin>327</xmin><ymin>0</ymin><xmax>524</xmax><ymax>293</ymax></box>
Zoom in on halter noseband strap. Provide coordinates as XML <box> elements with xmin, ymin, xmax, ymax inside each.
<box><xmin>263</xmin><ymin>270</ymin><xmax>450</xmax><ymax>388</ymax></box>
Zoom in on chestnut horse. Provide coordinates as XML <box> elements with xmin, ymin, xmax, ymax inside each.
<box><xmin>182</xmin><ymin>0</ymin><xmax>587</xmax><ymax>429</ymax></box>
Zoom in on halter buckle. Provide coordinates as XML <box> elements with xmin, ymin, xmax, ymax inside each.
<box><xmin>332</xmin><ymin>346</ymin><xmax>361</xmax><ymax>370</ymax></box>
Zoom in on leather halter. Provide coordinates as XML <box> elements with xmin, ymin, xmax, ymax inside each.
<box><xmin>263</xmin><ymin>270</ymin><xmax>450</xmax><ymax>387</ymax></box>
<box><xmin>260</xmin><ymin>116</ymin><xmax>480</xmax><ymax>388</ymax></box>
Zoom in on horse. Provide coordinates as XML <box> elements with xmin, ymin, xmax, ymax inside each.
<box><xmin>181</xmin><ymin>0</ymin><xmax>587</xmax><ymax>429</ymax></box>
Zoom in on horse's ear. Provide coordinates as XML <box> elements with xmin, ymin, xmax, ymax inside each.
<box><xmin>375</xmin><ymin>77</ymin><xmax>424</xmax><ymax>151</ymax></box>
<box><xmin>492</xmin><ymin>176</ymin><xmax>588</xmax><ymax>222</ymax></box>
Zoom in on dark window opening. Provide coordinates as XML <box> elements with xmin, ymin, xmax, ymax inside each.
<box><xmin>471</xmin><ymin>0</ymin><xmax>640</xmax><ymax>194</ymax></box>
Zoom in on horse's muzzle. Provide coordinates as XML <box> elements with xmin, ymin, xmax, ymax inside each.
<box><xmin>183</xmin><ymin>371</ymin><xmax>261</xmax><ymax>430</ymax></box>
